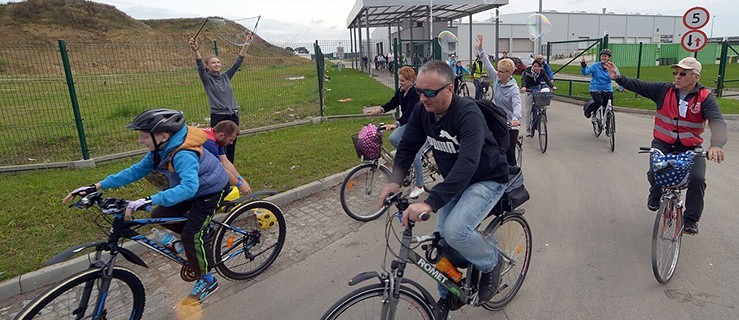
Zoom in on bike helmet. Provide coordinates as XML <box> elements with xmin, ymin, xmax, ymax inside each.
<box><xmin>355</xmin><ymin>124</ymin><xmax>382</xmax><ymax>160</ymax></box>
<box><xmin>255</xmin><ymin>208</ymin><xmax>277</xmax><ymax>229</ymax></box>
<box><xmin>599</xmin><ymin>48</ymin><xmax>612</xmax><ymax>57</ymax></box>
<box><xmin>126</xmin><ymin>109</ymin><xmax>185</xmax><ymax>133</ymax></box>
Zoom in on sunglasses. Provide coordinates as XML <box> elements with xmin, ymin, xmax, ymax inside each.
<box><xmin>672</xmin><ymin>71</ymin><xmax>691</xmax><ymax>77</ymax></box>
<box><xmin>415</xmin><ymin>83</ymin><xmax>452</xmax><ymax>98</ymax></box>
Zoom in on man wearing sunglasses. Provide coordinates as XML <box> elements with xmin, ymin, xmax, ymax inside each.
<box><xmin>605</xmin><ymin>57</ymin><xmax>727</xmax><ymax>235</ymax></box>
<box><xmin>378</xmin><ymin>60</ymin><xmax>509</xmax><ymax>319</ymax></box>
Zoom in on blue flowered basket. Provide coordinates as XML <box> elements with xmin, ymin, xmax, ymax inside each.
<box><xmin>650</xmin><ymin>151</ymin><xmax>695</xmax><ymax>188</ymax></box>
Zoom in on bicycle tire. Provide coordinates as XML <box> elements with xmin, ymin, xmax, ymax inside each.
<box><xmin>214</xmin><ymin>201</ymin><xmax>286</xmax><ymax>281</ymax></box>
<box><xmin>340</xmin><ymin>163</ymin><xmax>392</xmax><ymax>221</ymax></box>
<box><xmin>321</xmin><ymin>283</ymin><xmax>434</xmax><ymax>320</ymax></box>
<box><xmin>538</xmin><ymin>113</ymin><xmax>548</xmax><ymax>153</ymax></box>
<box><xmin>592</xmin><ymin>108</ymin><xmax>603</xmax><ymax>137</ymax></box>
<box><xmin>651</xmin><ymin>199</ymin><xmax>682</xmax><ymax>284</ymax></box>
<box><xmin>607</xmin><ymin>111</ymin><xmax>615</xmax><ymax>152</ymax></box>
<box><xmin>481</xmin><ymin>214</ymin><xmax>532</xmax><ymax>311</ymax></box>
<box><xmin>15</xmin><ymin>267</ymin><xmax>145</xmax><ymax>320</ymax></box>
<box><xmin>461</xmin><ymin>83</ymin><xmax>470</xmax><ymax>97</ymax></box>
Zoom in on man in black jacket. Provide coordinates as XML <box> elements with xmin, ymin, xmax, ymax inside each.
<box><xmin>605</xmin><ymin>57</ymin><xmax>727</xmax><ymax>234</ymax></box>
<box><xmin>378</xmin><ymin>60</ymin><xmax>509</xmax><ymax>319</ymax></box>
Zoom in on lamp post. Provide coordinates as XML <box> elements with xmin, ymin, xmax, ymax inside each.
<box><xmin>710</xmin><ymin>15</ymin><xmax>716</xmax><ymax>39</ymax></box>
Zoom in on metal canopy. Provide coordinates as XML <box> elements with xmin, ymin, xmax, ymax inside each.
<box><xmin>347</xmin><ymin>0</ymin><xmax>509</xmax><ymax>28</ymax></box>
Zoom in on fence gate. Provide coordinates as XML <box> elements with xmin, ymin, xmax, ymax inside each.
<box><xmin>716</xmin><ymin>41</ymin><xmax>739</xmax><ymax>98</ymax></box>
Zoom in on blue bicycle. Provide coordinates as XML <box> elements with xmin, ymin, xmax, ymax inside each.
<box><xmin>14</xmin><ymin>190</ymin><xmax>285</xmax><ymax>320</ymax></box>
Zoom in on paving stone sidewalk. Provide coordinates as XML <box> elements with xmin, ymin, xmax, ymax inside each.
<box><xmin>0</xmin><ymin>183</ymin><xmax>365</xmax><ymax>319</ymax></box>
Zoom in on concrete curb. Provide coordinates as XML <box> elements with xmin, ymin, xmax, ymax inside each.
<box><xmin>0</xmin><ymin>167</ymin><xmax>352</xmax><ymax>301</ymax></box>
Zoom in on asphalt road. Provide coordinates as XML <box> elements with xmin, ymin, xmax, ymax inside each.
<box><xmin>191</xmin><ymin>100</ymin><xmax>739</xmax><ymax>319</ymax></box>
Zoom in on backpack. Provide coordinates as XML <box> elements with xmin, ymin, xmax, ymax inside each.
<box><xmin>461</xmin><ymin>97</ymin><xmax>511</xmax><ymax>152</ymax></box>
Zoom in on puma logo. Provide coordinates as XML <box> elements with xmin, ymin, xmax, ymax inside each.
<box><xmin>439</xmin><ymin>130</ymin><xmax>459</xmax><ymax>146</ymax></box>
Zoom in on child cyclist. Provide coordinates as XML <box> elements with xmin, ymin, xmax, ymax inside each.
<box><xmin>62</xmin><ymin>109</ymin><xmax>230</xmax><ymax>305</ymax></box>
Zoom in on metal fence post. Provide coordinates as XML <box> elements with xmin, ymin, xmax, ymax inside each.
<box><xmin>716</xmin><ymin>41</ymin><xmax>728</xmax><ymax>98</ymax></box>
<box><xmin>213</xmin><ymin>40</ymin><xmax>218</xmax><ymax>56</ymax></box>
<box><xmin>58</xmin><ymin>39</ymin><xmax>89</xmax><ymax>160</ymax></box>
<box><xmin>636</xmin><ymin>42</ymin><xmax>643</xmax><ymax>97</ymax></box>
<box><xmin>314</xmin><ymin>41</ymin><xmax>324</xmax><ymax>117</ymax></box>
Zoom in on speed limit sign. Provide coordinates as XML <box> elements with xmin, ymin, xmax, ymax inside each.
<box><xmin>683</xmin><ymin>6</ymin><xmax>710</xmax><ymax>29</ymax></box>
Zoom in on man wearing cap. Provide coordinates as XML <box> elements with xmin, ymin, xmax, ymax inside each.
<box><xmin>604</xmin><ymin>57</ymin><xmax>727</xmax><ymax>234</ymax></box>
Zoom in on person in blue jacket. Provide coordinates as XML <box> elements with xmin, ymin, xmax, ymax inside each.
<box><xmin>63</xmin><ymin>109</ymin><xmax>230</xmax><ymax>305</ymax></box>
<box><xmin>581</xmin><ymin>49</ymin><xmax>621</xmax><ymax>123</ymax></box>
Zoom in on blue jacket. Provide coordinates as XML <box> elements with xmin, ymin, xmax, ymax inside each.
<box><xmin>582</xmin><ymin>61</ymin><xmax>620</xmax><ymax>92</ymax></box>
<box><xmin>100</xmin><ymin>126</ymin><xmax>229</xmax><ymax>206</ymax></box>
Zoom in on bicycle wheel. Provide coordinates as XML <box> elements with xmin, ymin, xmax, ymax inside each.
<box><xmin>481</xmin><ymin>214</ymin><xmax>532</xmax><ymax>311</ymax></box>
<box><xmin>214</xmin><ymin>201</ymin><xmax>286</xmax><ymax>281</ymax></box>
<box><xmin>420</xmin><ymin>147</ymin><xmax>441</xmax><ymax>192</ymax></box>
<box><xmin>538</xmin><ymin>112</ymin><xmax>548</xmax><ymax>153</ymax></box>
<box><xmin>606</xmin><ymin>111</ymin><xmax>616</xmax><ymax>152</ymax></box>
<box><xmin>321</xmin><ymin>284</ymin><xmax>434</xmax><ymax>320</ymax></box>
<box><xmin>461</xmin><ymin>83</ymin><xmax>470</xmax><ymax>97</ymax></box>
<box><xmin>515</xmin><ymin>136</ymin><xmax>523</xmax><ymax>166</ymax></box>
<box><xmin>651</xmin><ymin>199</ymin><xmax>682</xmax><ymax>284</ymax></box>
<box><xmin>340</xmin><ymin>163</ymin><xmax>391</xmax><ymax>221</ymax></box>
<box><xmin>15</xmin><ymin>267</ymin><xmax>145</xmax><ymax>320</ymax></box>
<box><xmin>592</xmin><ymin>108</ymin><xmax>603</xmax><ymax>137</ymax></box>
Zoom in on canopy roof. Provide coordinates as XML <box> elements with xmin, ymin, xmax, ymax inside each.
<box><xmin>347</xmin><ymin>0</ymin><xmax>509</xmax><ymax>28</ymax></box>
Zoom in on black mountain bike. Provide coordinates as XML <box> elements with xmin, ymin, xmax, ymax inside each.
<box><xmin>14</xmin><ymin>190</ymin><xmax>286</xmax><ymax>320</ymax></box>
<box><xmin>323</xmin><ymin>185</ymin><xmax>532</xmax><ymax>319</ymax></box>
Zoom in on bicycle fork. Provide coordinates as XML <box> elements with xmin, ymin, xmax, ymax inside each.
<box><xmin>78</xmin><ymin>251</ymin><xmax>118</xmax><ymax>320</ymax></box>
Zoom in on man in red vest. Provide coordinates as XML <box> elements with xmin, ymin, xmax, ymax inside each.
<box><xmin>605</xmin><ymin>57</ymin><xmax>727</xmax><ymax>234</ymax></box>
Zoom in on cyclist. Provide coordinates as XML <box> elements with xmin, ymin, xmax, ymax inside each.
<box><xmin>62</xmin><ymin>109</ymin><xmax>230</xmax><ymax>305</ymax></box>
<box><xmin>476</xmin><ymin>34</ymin><xmax>522</xmax><ymax>165</ymax></box>
<box><xmin>581</xmin><ymin>49</ymin><xmax>621</xmax><ymax>124</ymax></box>
<box><xmin>201</xmin><ymin>120</ymin><xmax>252</xmax><ymax>195</ymax></box>
<box><xmin>520</xmin><ymin>59</ymin><xmax>556</xmax><ymax>137</ymax></box>
<box><xmin>605</xmin><ymin>57</ymin><xmax>727</xmax><ymax>234</ymax></box>
<box><xmin>378</xmin><ymin>60</ymin><xmax>508</xmax><ymax>319</ymax></box>
<box><xmin>365</xmin><ymin>66</ymin><xmax>426</xmax><ymax>198</ymax></box>
<box><xmin>452</xmin><ymin>60</ymin><xmax>470</xmax><ymax>95</ymax></box>
<box><xmin>470</xmin><ymin>54</ymin><xmax>489</xmax><ymax>100</ymax></box>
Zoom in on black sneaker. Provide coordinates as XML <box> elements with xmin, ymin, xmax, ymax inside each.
<box><xmin>435</xmin><ymin>297</ymin><xmax>450</xmax><ymax>320</ymax></box>
<box><xmin>478</xmin><ymin>254</ymin><xmax>503</xmax><ymax>302</ymax></box>
<box><xmin>684</xmin><ymin>219</ymin><xmax>699</xmax><ymax>235</ymax></box>
<box><xmin>647</xmin><ymin>195</ymin><xmax>661</xmax><ymax>211</ymax></box>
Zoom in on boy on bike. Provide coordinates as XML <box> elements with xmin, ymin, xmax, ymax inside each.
<box><xmin>581</xmin><ymin>49</ymin><xmax>621</xmax><ymax>124</ymax></box>
<box><xmin>604</xmin><ymin>58</ymin><xmax>727</xmax><ymax>234</ymax></box>
<box><xmin>63</xmin><ymin>109</ymin><xmax>230</xmax><ymax>305</ymax></box>
<box><xmin>378</xmin><ymin>60</ymin><xmax>509</xmax><ymax>319</ymax></box>
<box><xmin>452</xmin><ymin>60</ymin><xmax>470</xmax><ymax>95</ymax></box>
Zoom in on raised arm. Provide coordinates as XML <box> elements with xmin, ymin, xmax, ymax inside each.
<box><xmin>475</xmin><ymin>34</ymin><xmax>498</xmax><ymax>85</ymax></box>
<box><xmin>239</xmin><ymin>33</ymin><xmax>254</xmax><ymax>57</ymax></box>
<box><xmin>189</xmin><ymin>37</ymin><xmax>202</xmax><ymax>60</ymax></box>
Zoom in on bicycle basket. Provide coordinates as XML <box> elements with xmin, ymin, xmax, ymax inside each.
<box><xmin>354</xmin><ymin>124</ymin><xmax>382</xmax><ymax>160</ymax></box>
<box><xmin>650</xmin><ymin>151</ymin><xmax>695</xmax><ymax>188</ymax></box>
<box><xmin>532</xmin><ymin>91</ymin><xmax>554</xmax><ymax>107</ymax></box>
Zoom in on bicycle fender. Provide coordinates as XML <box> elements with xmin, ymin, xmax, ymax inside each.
<box><xmin>46</xmin><ymin>241</ymin><xmax>105</xmax><ymax>265</ymax></box>
<box><xmin>348</xmin><ymin>271</ymin><xmax>381</xmax><ymax>286</ymax></box>
<box><xmin>118</xmin><ymin>247</ymin><xmax>148</xmax><ymax>268</ymax></box>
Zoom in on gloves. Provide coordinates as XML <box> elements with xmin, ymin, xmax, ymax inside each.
<box><xmin>126</xmin><ymin>197</ymin><xmax>152</xmax><ymax>212</ymax></box>
<box><xmin>70</xmin><ymin>184</ymin><xmax>97</xmax><ymax>196</ymax></box>
<box><xmin>580</xmin><ymin>61</ymin><xmax>587</xmax><ymax>68</ymax></box>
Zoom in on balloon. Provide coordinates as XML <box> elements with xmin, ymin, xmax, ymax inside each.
<box><xmin>527</xmin><ymin>13</ymin><xmax>552</xmax><ymax>40</ymax></box>
<box><xmin>437</xmin><ymin>30</ymin><xmax>458</xmax><ymax>54</ymax></box>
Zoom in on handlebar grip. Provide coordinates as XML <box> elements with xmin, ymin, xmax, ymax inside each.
<box><xmin>419</xmin><ymin>212</ymin><xmax>430</xmax><ymax>221</ymax></box>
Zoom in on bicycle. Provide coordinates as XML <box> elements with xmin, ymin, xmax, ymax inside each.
<box><xmin>477</xmin><ymin>76</ymin><xmax>491</xmax><ymax>100</ymax></box>
<box><xmin>592</xmin><ymin>91</ymin><xmax>616</xmax><ymax>152</ymax></box>
<box><xmin>14</xmin><ymin>190</ymin><xmax>286</xmax><ymax>320</ymax></box>
<box><xmin>341</xmin><ymin>124</ymin><xmax>441</xmax><ymax>222</ymax></box>
<box><xmin>639</xmin><ymin>147</ymin><xmax>707</xmax><ymax>284</ymax></box>
<box><xmin>529</xmin><ymin>88</ymin><xmax>553</xmax><ymax>153</ymax></box>
<box><xmin>454</xmin><ymin>75</ymin><xmax>470</xmax><ymax>97</ymax></box>
<box><xmin>322</xmin><ymin>182</ymin><xmax>532</xmax><ymax>320</ymax></box>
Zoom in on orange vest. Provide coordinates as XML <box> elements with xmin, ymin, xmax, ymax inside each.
<box><xmin>654</xmin><ymin>87</ymin><xmax>710</xmax><ymax>147</ymax></box>
<box><xmin>162</xmin><ymin>126</ymin><xmax>206</xmax><ymax>172</ymax></box>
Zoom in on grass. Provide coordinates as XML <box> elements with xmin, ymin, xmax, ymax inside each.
<box><xmin>0</xmin><ymin>117</ymin><xmax>396</xmax><ymax>282</ymax></box>
<box><xmin>322</xmin><ymin>64</ymin><xmax>395</xmax><ymax>116</ymax></box>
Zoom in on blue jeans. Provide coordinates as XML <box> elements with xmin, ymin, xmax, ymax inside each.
<box><xmin>388</xmin><ymin>124</ymin><xmax>425</xmax><ymax>187</ymax></box>
<box><xmin>435</xmin><ymin>180</ymin><xmax>505</xmax><ymax>299</ymax></box>
<box><xmin>473</xmin><ymin>78</ymin><xmax>482</xmax><ymax>100</ymax></box>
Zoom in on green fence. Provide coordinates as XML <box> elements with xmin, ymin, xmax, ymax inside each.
<box><xmin>0</xmin><ymin>40</ymin><xmax>322</xmax><ymax>167</ymax></box>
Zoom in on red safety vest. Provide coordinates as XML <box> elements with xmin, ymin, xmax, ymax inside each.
<box><xmin>653</xmin><ymin>87</ymin><xmax>710</xmax><ymax>147</ymax></box>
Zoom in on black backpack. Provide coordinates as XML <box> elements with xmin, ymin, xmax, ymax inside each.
<box><xmin>462</xmin><ymin>97</ymin><xmax>511</xmax><ymax>152</ymax></box>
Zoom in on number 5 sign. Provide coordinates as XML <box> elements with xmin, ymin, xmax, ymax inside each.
<box><xmin>683</xmin><ymin>6</ymin><xmax>710</xmax><ymax>29</ymax></box>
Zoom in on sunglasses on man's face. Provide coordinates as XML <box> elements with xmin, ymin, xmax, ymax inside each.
<box><xmin>673</xmin><ymin>71</ymin><xmax>691</xmax><ymax>77</ymax></box>
<box><xmin>415</xmin><ymin>83</ymin><xmax>452</xmax><ymax>98</ymax></box>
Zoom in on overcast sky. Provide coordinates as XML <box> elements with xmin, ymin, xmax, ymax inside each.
<box><xmin>1</xmin><ymin>0</ymin><xmax>735</xmax><ymax>43</ymax></box>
